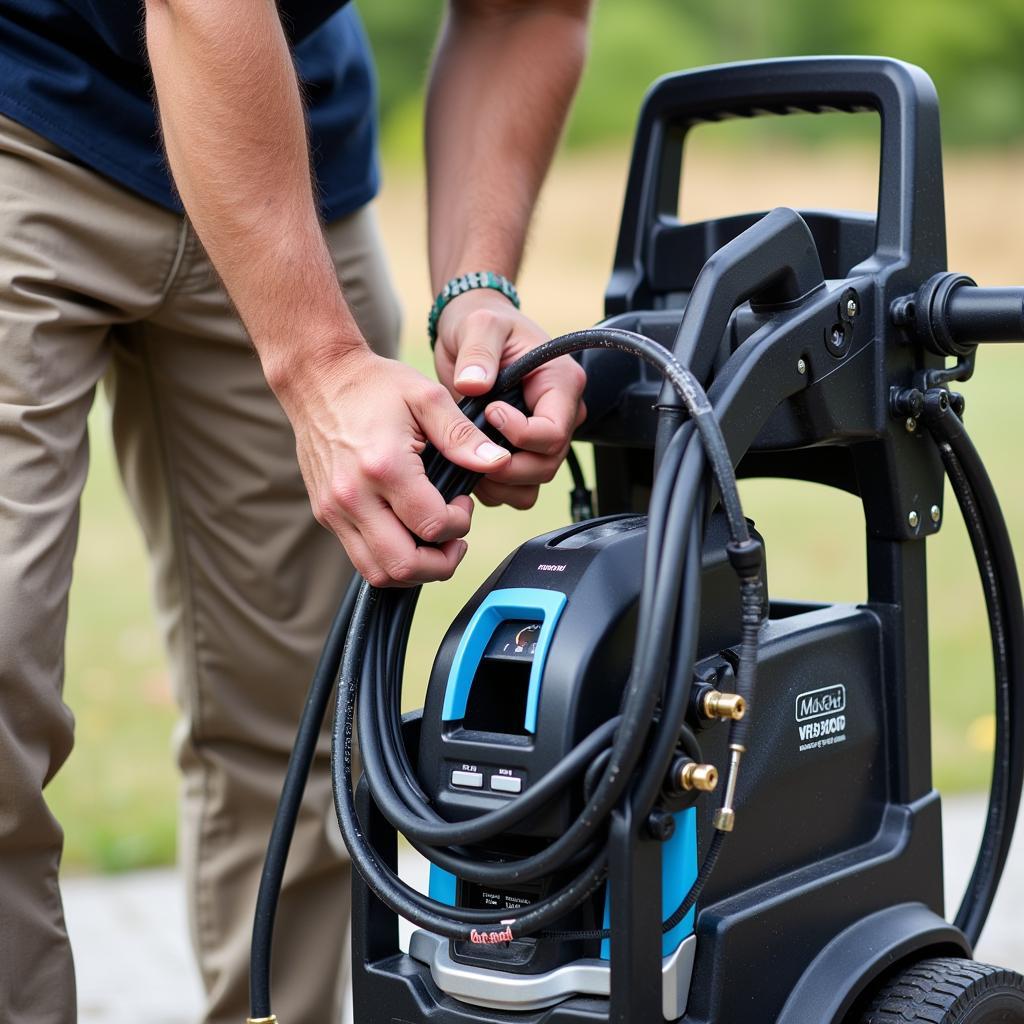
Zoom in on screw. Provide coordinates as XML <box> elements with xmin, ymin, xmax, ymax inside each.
<box><xmin>831</xmin><ymin>325</ymin><xmax>845</xmax><ymax>349</ymax></box>
<box><xmin>908</xmin><ymin>510</ymin><xmax>920</xmax><ymax>529</ymax></box>
<box><xmin>846</xmin><ymin>297</ymin><xmax>859</xmax><ymax>319</ymax></box>
<box><xmin>646</xmin><ymin>810</ymin><xmax>676</xmax><ymax>842</ymax></box>
<box><xmin>797</xmin><ymin>358</ymin><xmax>807</xmax><ymax>375</ymax></box>
<box><xmin>905</xmin><ymin>417</ymin><xmax>917</xmax><ymax>433</ymax></box>
<box><xmin>930</xmin><ymin>504</ymin><xmax>941</xmax><ymax>524</ymax></box>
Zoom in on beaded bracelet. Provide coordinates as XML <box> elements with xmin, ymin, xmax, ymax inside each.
<box><xmin>428</xmin><ymin>271</ymin><xmax>520</xmax><ymax>349</ymax></box>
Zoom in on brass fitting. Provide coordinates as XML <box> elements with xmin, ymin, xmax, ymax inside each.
<box><xmin>702</xmin><ymin>689</ymin><xmax>746</xmax><ymax>721</ymax></box>
<box><xmin>712</xmin><ymin>807</ymin><xmax>736</xmax><ymax>832</ymax></box>
<box><xmin>247</xmin><ymin>1017</ymin><xmax>278</xmax><ymax>1023</ymax></box>
<box><xmin>713</xmin><ymin>746</ymin><xmax>744</xmax><ymax>833</ymax></box>
<box><xmin>678</xmin><ymin>761</ymin><xmax>719</xmax><ymax>792</ymax></box>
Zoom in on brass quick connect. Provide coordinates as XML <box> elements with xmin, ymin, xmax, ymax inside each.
<box><xmin>713</xmin><ymin>746</ymin><xmax>744</xmax><ymax>832</ymax></box>
<box><xmin>678</xmin><ymin>761</ymin><xmax>719</xmax><ymax>792</ymax></box>
<box><xmin>247</xmin><ymin>1017</ymin><xmax>278</xmax><ymax>1023</ymax></box>
<box><xmin>703</xmin><ymin>689</ymin><xmax>746</xmax><ymax>721</ymax></box>
<box><xmin>712</xmin><ymin>807</ymin><xmax>736</xmax><ymax>832</ymax></box>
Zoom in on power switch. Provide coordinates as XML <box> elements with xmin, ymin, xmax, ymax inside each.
<box><xmin>490</xmin><ymin>775</ymin><xmax>522</xmax><ymax>794</ymax></box>
<box><xmin>451</xmin><ymin>770</ymin><xmax>483</xmax><ymax>789</ymax></box>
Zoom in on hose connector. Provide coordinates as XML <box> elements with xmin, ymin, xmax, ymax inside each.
<box><xmin>726</xmin><ymin>538</ymin><xmax>764</xmax><ymax>579</ymax></box>
<box><xmin>678</xmin><ymin>761</ymin><xmax>719</xmax><ymax>792</ymax></box>
<box><xmin>247</xmin><ymin>1016</ymin><xmax>278</xmax><ymax>1023</ymax></box>
<box><xmin>713</xmin><ymin>745</ymin><xmax>744</xmax><ymax>832</ymax></box>
<box><xmin>702</xmin><ymin>689</ymin><xmax>746</xmax><ymax>721</ymax></box>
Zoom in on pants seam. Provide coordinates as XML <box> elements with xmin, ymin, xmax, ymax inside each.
<box><xmin>154</xmin><ymin>218</ymin><xmax>192</xmax><ymax>307</ymax></box>
<box><xmin>133</xmin><ymin>332</ymin><xmax>219</xmax><ymax>964</ymax></box>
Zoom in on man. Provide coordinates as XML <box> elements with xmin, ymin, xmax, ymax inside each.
<box><xmin>0</xmin><ymin>1</ymin><xmax>589</xmax><ymax>1022</ymax></box>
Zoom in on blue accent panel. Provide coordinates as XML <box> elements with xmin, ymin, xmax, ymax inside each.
<box><xmin>441</xmin><ymin>588</ymin><xmax>567</xmax><ymax>734</ymax></box>
<box><xmin>429</xmin><ymin>864</ymin><xmax>457</xmax><ymax>906</ymax></box>
<box><xmin>599</xmin><ymin>807</ymin><xmax>698</xmax><ymax>959</ymax></box>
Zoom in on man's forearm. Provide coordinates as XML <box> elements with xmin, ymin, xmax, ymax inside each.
<box><xmin>144</xmin><ymin>0</ymin><xmax>361</xmax><ymax>390</ymax></box>
<box><xmin>426</xmin><ymin>0</ymin><xmax>590</xmax><ymax>291</ymax></box>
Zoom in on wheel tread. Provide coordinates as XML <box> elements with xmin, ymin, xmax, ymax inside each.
<box><xmin>859</xmin><ymin>957</ymin><xmax>1024</xmax><ymax>1023</ymax></box>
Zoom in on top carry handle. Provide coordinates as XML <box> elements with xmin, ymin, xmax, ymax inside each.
<box><xmin>607</xmin><ymin>56</ymin><xmax>946</xmax><ymax>314</ymax></box>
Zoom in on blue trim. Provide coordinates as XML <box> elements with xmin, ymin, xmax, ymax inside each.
<box><xmin>429</xmin><ymin>864</ymin><xmax>457</xmax><ymax>906</ymax></box>
<box><xmin>441</xmin><ymin>588</ymin><xmax>567</xmax><ymax>734</ymax></box>
<box><xmin>600</xmin><ymin>807</ymin><xmax>698</xmax><ymax>959</ymax></box>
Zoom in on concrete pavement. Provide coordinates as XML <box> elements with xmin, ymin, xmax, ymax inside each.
<box><xmin>62</xmin><ymin>793</ymin><xmax>1024</xmax><ymax>1023</ymax></box>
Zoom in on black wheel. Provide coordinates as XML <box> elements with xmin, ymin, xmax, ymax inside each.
<box><xmin>858</xmin><ymin>957</ymin><xmax>1024</xmax><ymax>1023</ymax></box>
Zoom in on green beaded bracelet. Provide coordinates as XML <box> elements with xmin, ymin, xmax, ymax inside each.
<box><xmin>428</xmin><ymin>271</ymin><xmax>520</xmax><ymax>349</ymax></box>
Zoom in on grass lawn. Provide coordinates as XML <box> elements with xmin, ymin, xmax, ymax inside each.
<box><xmin>50</xmin><ymin>143</ymin><xmax>1024</xmax><ymax>872</ymax></box>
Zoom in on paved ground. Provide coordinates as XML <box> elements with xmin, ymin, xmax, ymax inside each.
<box><xmin>63</xmin><ymin>794</ymin><xmax>1024</xmax><ymax>1023</ymax></box>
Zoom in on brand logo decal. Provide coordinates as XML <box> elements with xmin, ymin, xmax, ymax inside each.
<box><xmin>795</xmin><ymin>684</ymin><xmax>848</xmax><ymax>752</ymax></box>
<box><xmin>795</xmin><ymin>684</ymin><xmax>846</xmax><ymax>721</ymax></box>
<box><xmin>537</xmin><ymin>563</ymin><xmax>567</xmax><ymax>572</ymax></box>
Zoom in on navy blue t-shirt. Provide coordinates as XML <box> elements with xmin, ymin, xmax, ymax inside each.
<box><xmin>0</xmin><ymin>0</ymin><xmax>378</xmax><ymax>222</ymax></box>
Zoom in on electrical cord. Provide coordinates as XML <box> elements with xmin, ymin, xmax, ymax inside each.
<box><xmin>249</xmin><ymin>574</ymin><xmax>361</xmax><ymax>1019</ymax></box>
<box><xmin>922</xmin><ymin>389</ymin><xmax>1024</xmax><ymax>947</ymax></box>
<box><xmin>565</xmin><ymin>445</ymin><xmax>594</xmax><ymax>521</ymax></box>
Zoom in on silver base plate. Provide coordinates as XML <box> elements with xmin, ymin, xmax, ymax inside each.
<box><xmin>408</xmin><ymin>930</ymin><xmax>696</xmax><ymax>1020</ymax></box>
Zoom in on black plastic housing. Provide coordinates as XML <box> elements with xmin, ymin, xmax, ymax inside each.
<box><xmin>418</xmin><ymin>512</ymin><xmax>747</xmax><ymax>839</ymax></box>
<box><xmin>349</xmin><ymin>56</ymin><xmax>986</xmax><ymax>1024</ymax></box>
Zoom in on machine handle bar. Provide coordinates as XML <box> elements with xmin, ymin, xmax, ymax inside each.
<box><xmin>893</xmin><ymin>275</ymin><xmax>1024</xmax><ymax>357</ymax></box>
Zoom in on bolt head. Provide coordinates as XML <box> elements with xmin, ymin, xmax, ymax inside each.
<box><xmin>646</xmin><ymin>810</ymin><xmax>676</xmax><ymax>842</ymax></box>
<box><xmin>930</xmin><ymin>504</ymin><xmax>941</xmax><ymax>523</ymax></box>
<box><xmin>905</xmin><ymin>417</ymin><xmax>917</xmax><ymax>433</ymax></box>
<box><xmin>845</xmin><ymin>297</ymin><xmax>859</xmax><ymax>318</ymax></box>
<box><xmin>797</xmin><ymin>358</ymin><xmax>807</xmax><ymax>375</ymax></box>
<box><xmin>908</xmin><ymin>510</ymin><xmax>920</xmax><ymax>528</ymax></box>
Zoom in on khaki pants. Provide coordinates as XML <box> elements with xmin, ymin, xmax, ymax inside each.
<box><xmin>0</xmin><ymin>114</ymin><xmax>401</xmax><ymax>1024</ymax></box>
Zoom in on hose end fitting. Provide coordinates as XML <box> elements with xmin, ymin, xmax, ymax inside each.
<box><xmin>703</xmin><ymin>690</ymin><xmax>746</xmax><ymax>721</ymax></box>
<box><xmin>714</xmin><ymin>746</ymin><xmax>745</xmax><ymax>833</ymax></box>
<box><xmin>712</xmin><ymin>808</ymin><xmax>736</xmax><ymax>832</ymax></box>
<box><xmin>726</xmin><ymin>538</ymin><xmax>764</xmax><ymax>579</ymax></box>
<box><xmin>679</xmin><ymin>761</ymin><xmax>719</xmax><ymax>792</ymax></box>
<box><xmin>247</xmin><ymin>1017</ymin><xmax>278</xmax><ymax>1023</ymax></box>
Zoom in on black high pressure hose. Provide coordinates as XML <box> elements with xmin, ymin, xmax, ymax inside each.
<box><xmin>329</xmin><ymin>331</ymin><xmax>759</xmax><ymax>941</ymax></box>
<box><xmin>249</xmin><ymin>327</ymin><xmax>763</xmax><ymax>1021</ymax></box>
<box><xmin>922</xmin><ymin>389</ymin><xmax>1024</xmax><ymax>947</ymax></box>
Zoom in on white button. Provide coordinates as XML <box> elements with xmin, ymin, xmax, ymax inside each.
<box><xmin>490</xmin><ymin>775</ymin><xmax>522</xmax><ymax>794</ymax></box>
<box><xmin>451</xmin><ymin>770</ymin><xmax>483</xmax><ymax>789</ymax></box>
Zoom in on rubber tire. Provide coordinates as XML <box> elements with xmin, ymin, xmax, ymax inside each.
<box><xmin>858</xmin><ymin>957</ymin><xmax>1024</xmax><ymax>1023</ymax></box>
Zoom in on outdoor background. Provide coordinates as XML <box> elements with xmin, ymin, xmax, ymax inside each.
<box><xmin>51</xmin><ymin>1</ymin><xmax>1024</xmax><ymax>873</ymax></box>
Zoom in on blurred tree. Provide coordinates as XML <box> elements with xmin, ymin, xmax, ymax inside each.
<box><xmin>358</xmin><ymin>0</ymin><xmax>1024</xmax><ymax>155</ymax></box>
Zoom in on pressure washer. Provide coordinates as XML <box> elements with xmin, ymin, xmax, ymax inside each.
<box><xmin>248</xmin><ymin>57</ymin><xmax>1024</xmax><ymax>1023</ymax></box>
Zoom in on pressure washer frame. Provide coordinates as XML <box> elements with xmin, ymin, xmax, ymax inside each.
<box><xmin>252</xmin><ymin>56</ymin><xmax>1024</xmax><ymax>1024</ymax></box>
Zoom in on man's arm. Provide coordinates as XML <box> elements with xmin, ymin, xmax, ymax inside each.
<box><xmin>428</xmin><ymin>0</ymin><xmax>591</xmax><ymax>509</ymax></box>
<box><xmin>143</xmin><ymin>0</ymin><xmax>513</xmax><ymax>587</ymax></box>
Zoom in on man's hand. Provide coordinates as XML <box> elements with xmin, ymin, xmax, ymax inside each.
<box><xmin>425</xmin><ymin>0</ymin><xmax>591</xmax><ymax>510</ymax></box>
<box><xmin>433</xmin><ymin>289</ymin><xmax>586</xmax><ymax>509</ymax></box>
<box><xmin>274</xmin><ymin>344</ymin><xmax>512</xmax><ymax>587</ymax></box>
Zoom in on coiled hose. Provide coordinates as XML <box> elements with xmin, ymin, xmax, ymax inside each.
<box><xmin>248</xmin><ymin>327</ymin><xmax>762</xmax><ymax>1020</ymax></box>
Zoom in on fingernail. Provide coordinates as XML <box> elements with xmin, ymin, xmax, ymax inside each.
<box><xmin>456</xmin><ymin>365</ymin><xmax>488</xmax><ymax>383</ymax></box>
<box><xmin>476</xmin><ymin>441</ymin><xmax>508</xmax><ymax>463</ymax></box>
<box><xmin>458</xmin><ymin>540</ymin><xmax>469</xmax><ymax>559</ymax></box>
<box><xmin>487</xmin><ymin>406</ymin><xmax>506</xmax><ymax>428</ymax></box>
